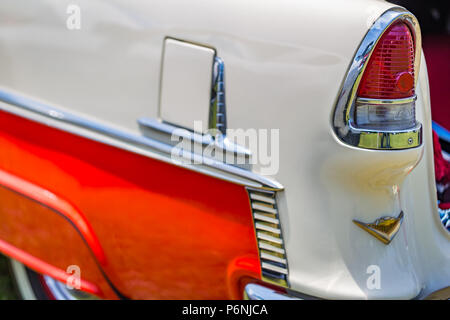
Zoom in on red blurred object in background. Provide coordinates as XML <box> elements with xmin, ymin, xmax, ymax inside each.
<box><xmin>433</xmin><ymin>130</ymin><xmax>450</xmax><ymax>208</ymax></box>
<box><xmin>433</xmin><ymin>130</ymin><xmax>450</xmax><ymax>184</ymax></box>
<box><xmin>424</xmin><ymin>33</ymin><xmax>450</xmax><ymax>209</ymax></box>
<box><xmin>423</xmin><ymin>35</ymin><xmax>450</xmax><ymax>131</ymax></box>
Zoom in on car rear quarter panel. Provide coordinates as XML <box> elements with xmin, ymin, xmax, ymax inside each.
<box><xmin>0</xmin><ymin>0</ymin><xmax>448</xmax><ymax>299</ymax></box>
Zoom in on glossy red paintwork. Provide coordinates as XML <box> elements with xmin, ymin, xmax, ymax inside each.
<box><xmin>0</xmin><ymin>238</ymin><xmax>101</xmax><ymax>297</ymax></box>
<box><xmin>0</xmin><ymin>186</ymin><xmax>117</xmax><ymax>298</ymax></box>
<box><xmin>0</xmin><ymin>169</ymin><xmax>106</xmax><ymax>265</ymax></box>
<box><xmin>0</xmin><ymin>110</ymin><xmax>261</xmax><ymax>299</ymax></box>
<box><xmin>226</xmin><ymin>256</ymin><xmax>261</xmax><ymax>299</ymax></box>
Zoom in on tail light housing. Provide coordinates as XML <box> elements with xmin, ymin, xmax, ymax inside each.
<box><xmin>333</xmin><ymin>9</ymin><xmax>422</xmax><ymax>150</ymax></box>
<box><xmin>355</xmin><ymin>22</ymin><xmax>416</xmax><ymax>131</ymax></box>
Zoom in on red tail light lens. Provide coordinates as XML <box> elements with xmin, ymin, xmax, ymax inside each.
<box><xmin>358</xmin><ymin>22</ymin><xmax>415</xmax><ymax>99</ymax></box>
<box><xmin>354</xmin><ymin>22</ymin><xmax>417</xmax><ymax>131</ymax></box>
<box><xmin>332</xmin><ymin>10</ymin><xmax>422</xmax><ymax>150</ymax></box>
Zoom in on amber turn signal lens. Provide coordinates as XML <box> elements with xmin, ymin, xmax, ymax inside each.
<box><xmin>395</xmin><ymin>71</ymin><xmax>414</xmax><ymax>93</ymax></box>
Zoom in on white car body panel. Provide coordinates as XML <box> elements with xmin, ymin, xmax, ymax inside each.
<box><xmin>0</xmin><ymin>0</ymin><xmax>448</xmax><ymax>299</ymax></box>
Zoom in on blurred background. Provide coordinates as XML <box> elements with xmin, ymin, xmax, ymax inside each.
<box><xmin>0</xmin><ymin>256</ymin><xmax>17</xmax><ymax>299</ymax></box>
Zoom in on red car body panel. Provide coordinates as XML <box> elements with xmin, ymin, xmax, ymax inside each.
<box><xmin>0</xmin><ymin>187</ymin><xmax>115</xmax><ymax>298</ymax></box>
<box><xmin>0</xmin><ymin>110</ymin><xmax>261</xmax><ymax>299</ymax></box>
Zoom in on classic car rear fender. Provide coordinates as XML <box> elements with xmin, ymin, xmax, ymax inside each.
<box><xmin>0</xmin><ymin>0</ymin><xmax>448</xmax><ymax>300</ymax></box>
<box><xmin>0</xmin><ymin>168</ymin><xmax>117</xmax><ymax>298</ymax></box>
<box><xmin>0</xmin><ymin>106</ymin><xmax>266</xmax><ymax>299</ymax></box>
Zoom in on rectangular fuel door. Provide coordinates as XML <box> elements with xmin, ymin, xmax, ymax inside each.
<box><xmin>159</xmin><ymin>38</ymin><xmax>215</xmax><ymax>133</ymax></box>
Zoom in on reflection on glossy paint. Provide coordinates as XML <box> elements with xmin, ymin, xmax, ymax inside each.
<box><xmin>0</xmin><ymin>110</ymin><xmax>261</xmax><ymax>299</ymax></box>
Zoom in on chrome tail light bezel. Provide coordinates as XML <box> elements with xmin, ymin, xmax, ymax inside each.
<box><xmin>332</xmin><ymin>7</ymin><xmax>422</xmax><ymax>150</ymax></box>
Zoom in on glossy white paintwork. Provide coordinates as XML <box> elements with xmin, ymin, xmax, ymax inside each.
<box><xmin>0</xmin><ymin>0</ymin><xmax>448</xmax><ymax>299</ymax></box>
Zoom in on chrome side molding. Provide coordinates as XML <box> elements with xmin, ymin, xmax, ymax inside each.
<box><xmin>243</xmin><ymin>283</ymin><xmax>300</xmax><ymax>300</ymax></box>
<box><xmin>138</xmin><ymin>118</ymin><xmax>252</xmax><ymax>170</ymax></box>
<box><xmin>0</xmin><ymin>87</ymin><xmax>283</xmax><ymax>191</ymax></box>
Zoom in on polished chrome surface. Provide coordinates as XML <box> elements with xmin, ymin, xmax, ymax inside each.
<box><xmin>43</xmin><ymin>275</ymin><xmax>97</xmax><ymax>300</ymax></box>
<box><xmin>247</xmin><ymin>188</ymin><xmax>289</xmax><ymax>287</ymax></box>
<box><xmin>0</xmin><ymin>87</ymin><xmax>282</xmax><ymax>191</ymax></box>
<box><xmin>138</xmin><ymin>117</ymin><xmax>251</xmax><ymax>169</ymax></box>
<box><xmin>350</xmin><ymin>122</ymin><xmax>422</xmax><ymax>149</ymax></box>
<box><xmin>353</xmin><ymin>211</ymin><xmax>404</xmax><ymax>245</ymax></box>
<box><xmin>244</xmin><ymin>283</ymin><xmax>300</xmax><ymax>300</ymax></box>
<box><xmin>209</xmin><ymin>56</ymin><xmax>227</xmax><ymax>135</ymax></box>
<box><xmin>140</xmin><ymin>54</ymin><xmax>254</xmax><ymax>169</ymax></box>
<box><xmin>356</xmin><ymin>95</ymin><xmax>416</xmax><ymax>106</ymax></box>
<box><xmin>332</xmin><ymin>8</ymin><xmax>422</xmax><ymax>150</ymax></box>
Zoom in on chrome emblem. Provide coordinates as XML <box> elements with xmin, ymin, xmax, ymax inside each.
<box><xmin>353</xmin><ymin>211</ymin><xmax>404</xmax><ymax>245</ymax></box>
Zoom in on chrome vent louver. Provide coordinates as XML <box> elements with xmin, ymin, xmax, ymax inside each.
<box><xmin>247</xmin><ymin>188</ymin><xmax>289</xmax><ymax>287</ymax></box>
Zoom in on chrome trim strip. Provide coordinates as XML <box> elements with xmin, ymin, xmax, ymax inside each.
<box><xmin>254</xmin><ymin>213</ymin><xmax>279</xmax><ymax>224</ymax></box>
<box><xmin>250</xmin><ymin>193</ymin><xmax>276</xmax><ymax>204</ymax></box>
<box><xmin>0</xmin><ymin>87</ymin><xmax>283</xmax><ymax>191</ymax></box>
<box><xmin>261</xmin><ymin>262</ymin><xmax>288</xmax><ymax>275</ymax></box>
<box><xmin>252</xmin><ymin>203</ymin><xmax>278</xmax><ymax>214</ymax></box>
<box><xmin>257</xmin><ymin>232</ymin><xmax>283</xmax><ymax>244</ymax></box>
<box><xmin>356</xmin><ymin>95</ymin><xmax>417</xmax><ymax>105</ymax></box>
<box><xmin>255</xmin><ymin>223</ymin><xmax>281</xmax><ymax>234</ymax></box>
<box><xmin>244</xmin><ymin>283</ymin><xmax>300</xmax><ymax>300</ymax></box>
<box><xmin>138</xmin><ymin>117</ymin><xmax>252</xmax><ymax>171</ymax></box>
<box><xmin>138</xmin><ymin>118</ymin><xmax>251</xmax><ymax>157</ymax></box>
<box><xmin>259</xmin><ymin>242</ymin><xmax>285</xmax><ymax>254</ymax></box>
<box><xmin>349</xmin><ymin>121</ymin><xmax>422</xmax><ymax>149</ymax></box>
<box><xmin>332</xmin><ymin>8</ymin><xmax>422</xmax><ymax>150</ymax></box>
<box><xmin>260</xmin><ymin>252</ymin><xmax>287</xmax><ymax>264</ymax></box>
